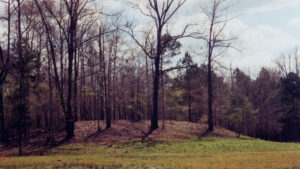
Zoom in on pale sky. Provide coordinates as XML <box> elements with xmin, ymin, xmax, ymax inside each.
<box><xmin>98</xmin><ymin>0</ymin><xmax>300</xmax><ymax>76</ymax></box>
<box><xmin>1</xmin><ymin>0</ymin><xmax>299</xmax><ymax>76</ymax></box>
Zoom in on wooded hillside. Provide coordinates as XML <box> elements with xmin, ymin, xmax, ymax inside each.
<box><xmin>0</xmin><ymin>0</ymin><xmax>300</xmax><ymax>157</ymax></box>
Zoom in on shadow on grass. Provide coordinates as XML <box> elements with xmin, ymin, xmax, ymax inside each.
<box><xmin>84</xmin><ymin>123</ymin><xmax>163</xmax><ymax>144</ymax></box>
<box><xmin>84</xmin><ymin>128</ymin><xmax>110</xmax><ymax>142</ymax></box>
<box><xmin>1</xmin><ymin>163</ymin><xmax>122</xmax><ymax>169</ymax></box>
<box><xmin>0</xmin><ymin>135</ymin><xmax>71</xmax><ymax>157</ymax></box>
<box><xmin>141</xmin><ymin>129</ymin><xmax>154</xmax><ymax>143</ymax></box>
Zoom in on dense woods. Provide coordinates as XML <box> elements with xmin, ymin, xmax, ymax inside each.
<box><xmin>0</xmin><ymin>0</ymin><xmax>300</xmax><ymax>156</ymax></box>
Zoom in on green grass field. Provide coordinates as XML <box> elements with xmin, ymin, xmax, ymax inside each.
<box><xmin>1</xmin><ymin>136</ymin><xmax>300</xmax><ymax>169</ymax></box>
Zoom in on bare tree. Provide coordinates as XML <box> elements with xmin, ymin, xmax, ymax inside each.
<box><xmin>39</xmin><ymin>0</ymin><xmax>98</xmax><ymax>139</ymax></box>
<box><xmin>199</xmin><ymin>0</ymin><xmax>236</xmax><ymax>132</ymax></box>
<box><xmin>275</xmin><ymin>48</ymin><xmax>300</xmax><ymax>77</ymax></box>
<box><xmin>125</xmin><ymin>0</ymin><xmax>190</xmax><ymax>130</ymax></box>
<box><xmin>0</xmin><ymin>0</ymin><xmax>13</xmax><ymax>144</ymax></box>
<box><xmin>16</xmin><ymin>0</ymin><xmax>23</xmax><ymax>156</ymax></box>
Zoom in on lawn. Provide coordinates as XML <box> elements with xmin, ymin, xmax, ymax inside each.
<box><xmin>1</xmin><ymin>136</ymin><xmax>300</xmax><ymax>169</ymax></box>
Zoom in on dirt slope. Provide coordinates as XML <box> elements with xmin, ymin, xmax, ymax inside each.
<box><xmin>73</xmin><ymin>120</ymin><xmax>236</xmax><ymax>143</ymax></box>
<box><xmin>0</xmin><ymin>120</ymin><xmax>236</xmax><ymax>156</ymax></box>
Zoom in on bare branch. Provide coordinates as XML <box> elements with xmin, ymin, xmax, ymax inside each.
<box><xmin>162</xmin><ymin>65</ymin><xmax>196</xmax><ymax>73</ymax></box>
<box><xmin>121</xmin><ymin>23</ymin><xmax>155</xmax><ymax>59</ymax></box>
<box><xmin>42</xmin><ymin>0</ymin><xmax>68</xmax><ymax>41</ymax></box>
<box><xmin>77</xmin><ymin>28</ymin><xmax>118</xmax><ymax>48</ymax></box>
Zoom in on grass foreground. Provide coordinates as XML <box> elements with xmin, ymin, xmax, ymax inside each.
<box><xmin>1</xmin><ymin>136</ymin><xmax>300</xmax><ymax>169</ymax></box>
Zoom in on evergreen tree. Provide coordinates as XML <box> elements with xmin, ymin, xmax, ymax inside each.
<box><xmin>280</xmin><ymin>72</ymin><xmax>300</xmax><ymax>141</ymax></box>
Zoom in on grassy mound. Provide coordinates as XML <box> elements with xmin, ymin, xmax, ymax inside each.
<box><xmin>1</xmin><ymin>137</ymin><xmax>300</xmax><ymax>169</ymax></box>
<box><xmin>1</xmin><ymin>121</ymin><xmax>300</xmax><ymax>168</ymax></box>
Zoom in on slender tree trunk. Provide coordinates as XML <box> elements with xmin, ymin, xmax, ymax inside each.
<box><xmin>113</xmin><ymin>56</ymin><xmax>117</xmax><ymax>120</ymax></box>
<box><xmin>207</xmin><ymin>53</ymin><xmax>213</xmax><ymax>132</ymax></box>
<box><xmin>60</xmin><ymin>32</ymin><xmax>64</xmax><ymax>96</ymax></box>
<box><xmin>145</xmin><ymin>56</ymin><xmax>151</xmax><ymax>120</ymax></box>
<box><xmin>98</xmin><ymin>90</ymin><xmax>102</xmax><ymax>132</ymax></box>
<box><xmin>105</xmin><ymin>72</ymin><xmax>111</xmax><ymax>128</ymax></box>
<box><xmin>34</xmin><ymin>0</ymin><xmax>69</xmax><ymax>141</ymax></box>
<box><xmin>59</xmin><ymin>0</ymin><xmax>64</xmax><ymax>95</ymax></box>
<box><xmin>160</xmin><ymin>57</ymin><xmax>165</xmax><ymax>128</ymax></box>
<box><xmin>17</xmin><ymin>0</ymin><xmax>23</xmax><ymax>156</ymax></box>
<box><xmin>130</xmin><ymin>80</ymin><xmax>135</xmax><ymax>121</ymax></box>
<box><xmin>136</xmin><ymin>78</ymin><xmax>140</xmax><ymax>121</ymax></box>
<box><xmin>47</xmin><ymin>50</ymin><xmax>55</xmax><ymax>146</ymax></box>
<box><xmin>119</xmin><ymin>73</ymin><xmax>124</xmax><ymax>120</ymax></box>
<box><xmin>91</xmin><ymin>74</ymin><xmax>95</xmax><ymax>120</ymax></box>
<box><xmin>0</xmin><ymin>83</ymin><xmax>8</xmax><ymax>144</ymax></box>
<box><xmin>98</xmin><ymin>28</ymin><xmax>104</xmax><ymax>125</ymax></box>
<box><xmin>102</xmin><ymin>34</ymin><xmax>111</xmax><ymax>129</ymax></box>
<box><xmin>188</xmin><ymin>76</ymin><xmax>192</xmax><ymax>122</ymax></box>
<box><xmin>73</xmin><ymin>47</ymin><xmax>79</xmax><ymax>122</ymax></box>
<box><xmin>81</xmin><ymin>58</ymin><xmax>86</xmax><ymax>120</ymax></box>
<box><xmin>105</xmin><ymin>50</ymin><xmax>111</xmax><ymax>129</ymax></box>
<box><xmin>161</xmin><ymin>74</ymin><xmax>166</xmax><ymax>128</ymax></box>
<box><xmin>94</xmin><ymin>94</ymin><xmax>96</xmax><ymax>122</ymax></box>
<box><xmin>0</xmin><ymin>0</ymin><xmax>11</xmax><ymax>145</ymax></box>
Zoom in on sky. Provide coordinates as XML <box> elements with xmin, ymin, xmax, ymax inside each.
<box><xmin>230</xmin><ymin>0</ymin><xmax>300</xmax><ymax>74</ymax></box>
<box><xmin>1</xmin><ymin>0</ymin><xmax>299</xmax><ymax>76</ymax></box>
<box><xmin>97</xmin><ymin>0</ymin><xmax>300</xmax><ymax>76</ymax></box>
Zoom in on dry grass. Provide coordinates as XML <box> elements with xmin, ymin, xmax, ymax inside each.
<box><xmin>73</xmin><ymin>120</ymin><xmax>236</xmax><ymax>144</ymax></box>
<box><xmin>0</xmin><ymin>120</ymin><xmax>235</xmax><ymax>156</ymax></box>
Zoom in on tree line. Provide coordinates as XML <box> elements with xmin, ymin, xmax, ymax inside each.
<box><xmin>0</xmin><ymin>0</ymin><xmax>299</xmax><ymax>156</ymax></box>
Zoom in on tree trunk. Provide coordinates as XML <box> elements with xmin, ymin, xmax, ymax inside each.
<box><xmin>0</xmin><ymin>0</ymin><xmax>11</xmax><ymax>145</ymax></box>
<box><xmin>98</xmin><ymin>27</ymin><xmax>105</xmax><ymax>122</ymax></box>
<box><xmin>160</xmin><ymin>56</ymin><xmax>166</xmax><ymax>128</ymax></box>
<box><xmin>47</xmin><ymin>51</ymin><xmax>55</xmax><ymax>146</ymax></box>
<box><xmin>151</xmin><ymin>54</ymin><xmax>160</xmax><ymax>130</ymax></box>
<box><xmin>136</xmin><ymin>78</ymin><xmax>141</xmax><ymax>121</ymax></box>
<box><xmin>65</xmin><ymin>19</ymin><xmax>76</xmax><ymax>139</ymax></box>
<box><xmin>145</xmin><ymin>55</ymin><xmax>151</xmax><ymax>120</ymax></box>
<box><xmin>0</xmin><ymin>83</ymin><xmax>8</xmax><ymax>144</ymax></box>
<box><xmin>73</xmin><ymin>46</ymin><xmax>79</xmax><ymax>122</ymax></box>
<box><xmin>104</xmin><ymin>36</ymin><xmax>111</xmax><ymax>129</ymax></box>
<box><xmin>207</xmin><ymin>54</ymin><xmax>214</xmax><ymax>132</ymax></box>
<box><xmin>113</xmin><ymin>56</ymin><xmax>117</xmax><ymax>120</ymax></box>
<box><xmin>60</xmin><ymin>30</ymin><xmax>64</xmax><ymax>98</ymax></box>
<box><xmin>105</xmin><ymin>54</ymin><xmax>111</xmax><ymax>129</ymax></box>
<box><xmin>188</xmin><ymin>76</ymin><xmax>192</xmax><ymax>122</ymax></box>
<box><xmin>17</xmin><ymin>0</ymin><xmax>23</xmax><ymax>156</ymax></box>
